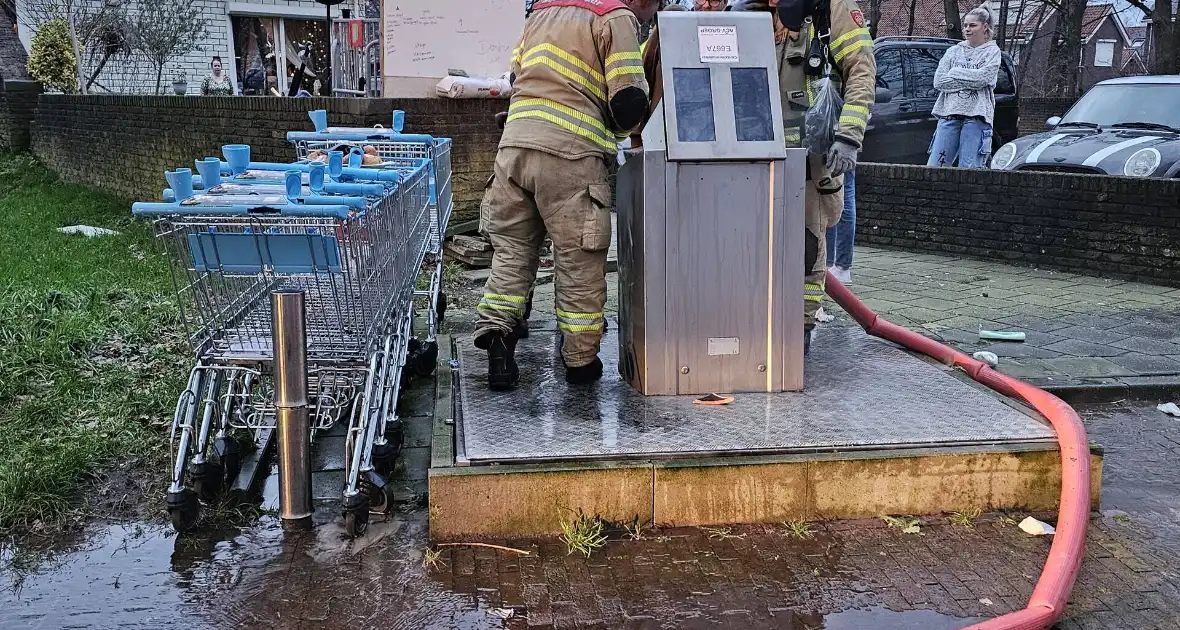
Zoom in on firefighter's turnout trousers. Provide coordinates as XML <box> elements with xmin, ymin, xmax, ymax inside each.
<box><xmin>475</xmin><ymin>147</ymin><xmax>613</xmax><ymax>368</ymax></box>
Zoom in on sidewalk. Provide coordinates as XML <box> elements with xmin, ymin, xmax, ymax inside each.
<box><xmin>823</xmin><ymin>247</ymin><xmax>1180</xmax><ymax>397</ymax></box>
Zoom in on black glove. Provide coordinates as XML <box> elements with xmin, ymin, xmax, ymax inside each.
<box><xmin>495</xmin><ymin>111</ymin><xmax>508</xmax><ymax>130</ymax></box>
<box><xmin>824</xmin><ymin>139</ymin><xmax>858</xmax><ymax>177</ymax></box>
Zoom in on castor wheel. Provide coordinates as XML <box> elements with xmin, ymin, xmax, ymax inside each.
<box><xmin>371</xmin><ymin>437</ymin><xmax>400</xmax><ymax>477</ymax></box>
<box><xmin>213</xmin><ymin>436</ymin><xmax>242</xmax><ymax>487</ymax></box>
<box><xmin>191</xmin><ymin>461</ymin><xmax>224</xmax><ymax>503</ymax></box>
<box><xmin>414</xmin><ymin>340</ymin><xmax>438</xmax><ymax>376</ymax></box>
<box><xmin>167</xmin><ymin>489</ymin><xmax>201</xmax><ymax>533</ymax></box>
<box><xmin>361</xmin><ymin>471</ymin><xmax>392</xmax><ymax>515</ymax></box>
<box><xmin>436</xmin><ymin>291</ymin><xmax>448</xmax><ymax>322</ymax></box>
<box><xmin>342</xmin><ymin>492</ymin><xmax>371</xmax><ymax>537</ymax></box>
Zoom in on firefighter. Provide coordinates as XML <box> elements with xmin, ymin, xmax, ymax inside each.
<box><xmin>476</xmin><ymin>0</ymin><xmax>650</xmax><ymax>390</ymax></box>
<box><xmin>730</xmin><ymin>0</ymin><xmax>875</xmax><ymax>355</ymax></box>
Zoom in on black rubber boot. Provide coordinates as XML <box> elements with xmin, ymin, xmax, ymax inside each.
<box><xmin>475</xmin><ymin>330</ymin><xmax>519</xmax><ymax>390</ymax></box>
<box><xmin>517</xmin><ymin>291</ymin><xmax>533</xmax><ymax>339</ymax></box>
<box><xmin>804</xmin><ymin>324</ymin><xmax>815</xmax><ymax>356</ymax></box>
<box><xmin>565</xmin><ymin>357</ymin><xmax>604</xmax><ymax>385</ymax></box>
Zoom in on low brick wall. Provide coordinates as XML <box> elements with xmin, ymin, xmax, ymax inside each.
<box><xmin>1018</xmin><ymin>97</ymin><xmax>1077</xmax><ymax>137</ymax></box>
<box><xmin>31</xmin><ymin>95</ymin><xmax>504</xmax><ymax>223</ymax></box>
<box><xmin>855</xmin><ymin>163</ymin><xmax>1180</xmax><ymax>286</ymax></box>
<box><xmin>0</xmin><ymin>80</ymin><xmax>41</xmax><ymax>152</ymax></box>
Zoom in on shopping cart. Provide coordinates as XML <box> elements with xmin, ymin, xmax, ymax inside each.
<box><xmin>287</xmin><ymin>110</ymin><xmax>453</xmax><ymax>376</ymax></box>
<box><xmin>134</xmin><ymin>144</ymin><xmax>432</xmax><ymax>536</ymax></box>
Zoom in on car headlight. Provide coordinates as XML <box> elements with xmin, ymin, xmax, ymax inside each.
<box><xmin>1123</xmin><ymin>148</ymin><xmax>1161</xmax><ymax>177</ymax></box>
<box><xmin>991</xmin><ymin>142</ymin><xmax>1017</xmax><ymax>170</ymax></box>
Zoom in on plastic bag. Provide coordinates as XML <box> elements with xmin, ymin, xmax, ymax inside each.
<box><xmin>803</xmin><ymin>77</ymin><xmax>844</xmax><ymax>156</ymax></box>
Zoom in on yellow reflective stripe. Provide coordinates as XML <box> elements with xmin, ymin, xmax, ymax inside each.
<box><xmin>805</xmin><ymin>294</ymin><xmax>825</xmax><ymax>303</ymax></box>
<box><xmin>640</xmin><ymin>40</ymin><xmax>647</xmax><ymax>56</ymax></box>
<box><xmin>556</xmin><ymin>309</ymin><xmax>602</xmax><ymax>319</ymax></box>
<box><xmin>804</xmin><ymin>283</ymin><xmax>824</xmax><ymax>290</ymax></box>
<box><xmin>559</xmin><ymin>322</ymin><xmax>605</xmax><ymax>332</ymax></box>
<box><xmin>512</xmin><ymin>46</ymin><xmax>522</xmax><ymax>66</ymax></box>
<box><xmin>840</xmin><ymin>115</ymin><xmax>868</xmax><ymax>127</ymax></box>
<box><xmin>508</xmin><ymin>98</ymin><xmax>616</xmax><ymax>150</ymax></box>
<box><xmin>829</xmin><ymin>27</ymin><xmax>868</xmax><ymax>51</ymax></box>
<box><xmin>606</xmin><ymin>65</ymin><xmax>644</xmax><ymax>82</ymax></box>
<box><xmin>523</xmin><ymin>43</ymin><xmax>604</xmax><ymax>83</ymax></box>
<box><xmin>831</xmin><ymin>29</ymin><xmax>871</xmax><ymax>63</ymax></box>
<box><xmin>478</xmin><ymin>303</ymin><xmax>524</xmax><ymax>315</ymax></box>
<box><xmin>605</xmin><ymin>51</ymin><xmax>641</xmax><ymax>66</ymax></box>
<box><xmin>485</xmin><ymin>293</ymin><xmax>527</xmax><ymax>304</ymax></box>
<box><xmin>522</xmin><ymin>55</ymin><xmax>607</xmax><ymax>101</ymax></box>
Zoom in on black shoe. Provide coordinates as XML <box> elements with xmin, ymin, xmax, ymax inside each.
<box><xmin>804</xmin><ymin>325</ymin><xmax>814</xmax><ymax>356</ymax></box>
<box><xmin>475</xmin><ymin>331</ymin><xmax>519</xmax><ymax>390</ymax></box>
<box><xmin>565</xmin><ymin>357</ymin><xmax>603</xmax><ymax>385</ymax></box>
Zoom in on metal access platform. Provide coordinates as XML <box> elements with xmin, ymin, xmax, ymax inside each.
<box><xmin>427</xmin><ymin>323</ymin><xmax>1103</xmax><ymax>539</ymax></box>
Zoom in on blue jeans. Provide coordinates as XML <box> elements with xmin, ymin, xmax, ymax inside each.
<box><xmin>826</xmin><ymin>169</ymin><xmax>855</xmax><ymax>269</ymax></box>
<box><xmin>926</xmin><ymin>116</ymin><xmax>993</xmax><ymax>168</ymax></box>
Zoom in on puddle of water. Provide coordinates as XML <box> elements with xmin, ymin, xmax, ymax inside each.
<box><xmin>0</xmin><ymin>520</ymin><xmax>286</xmax><ymax>630</ymax></box>
<box><xmin>823</xmin><ymin>606</ymin><xmax>987</xmax><ymax>629</ymax></box>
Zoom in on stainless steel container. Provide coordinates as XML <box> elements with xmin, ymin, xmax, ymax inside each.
<box><xmin>617</xmin><ymin>11</ymin><xmax>806</xmax><ymax>396</ymax></box>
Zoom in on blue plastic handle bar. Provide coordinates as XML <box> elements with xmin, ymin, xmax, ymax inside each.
<box><xmin>240</xmin><ymin>160</ymin><xmax>401</xmax><ymax>183</ymax></box>
<box><xmin>286</xmin><ymin>130</ymin><xmax>436</xmax><ymax>143</ymax></box>
<box><xmin>132</xmin><ymin>201</ymin><xmax>353</xmax><ymax>219</ymax></box>
<box><xmin>189</xmin><ymin>176</ymin><xmax>385</xmax><ymax>197</ymax></box>
<box><xmin>161</xmin><ymin>189</ymin><xmax>368</xmax><ymax>208</ymax></box>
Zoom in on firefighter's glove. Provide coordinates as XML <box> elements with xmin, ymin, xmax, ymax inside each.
<box><xmin>495</xmin><ymin>111</ymin><xmax>508</xmax><ymax>130</ymax></box>
<box><xmin>727</xmin><ymin>0</ymin><xmax>774</xmax><ymax>11</ymax></box>
<box><xmin>824</xmin><ymin>139</ymin><xmax>858</xmax><ymax>177</ymax></box>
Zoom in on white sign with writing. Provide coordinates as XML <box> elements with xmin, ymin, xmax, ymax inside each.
<box><xmin>698</xmin><ymin>25</ymin><xmax>739</xmax><ymax>63</ymax></box>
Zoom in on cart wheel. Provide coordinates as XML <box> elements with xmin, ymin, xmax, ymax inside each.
<box><xmin>167</xmin><ymin>489</ymin><xmax>201</xmax><ymax>533</ymax></box>
<box><xmin>436</xmin><ymin>291</ymin><xmax>448</xmax><ymax>322</ymax></box>
<box><xmin>343</xmin><ymin>493</ymin><xmax>370</xmax><ymax>537</ymax></box>
<box><xmin>214</xmin><ymin>436</ymin><xmax>242</xmax><ymax>487</ymax></box>
<box><xmin>415</xmin><ymin>341</ymin><xmax>439</xmax><ymax>376</ymax></box>
<box><xmin>361</xmin><ymin>475</ymin><xmax>393</xmax><ymax>515</ymax></box>
<box><xmin>372</xmin><ymin>439</ymin><xmax>399</xmax><ymax>477</ymax></box>
<box><xmin>192</xmin><ymin>461</ymin><xmax>225</xmax><ymax>503</ymax></box>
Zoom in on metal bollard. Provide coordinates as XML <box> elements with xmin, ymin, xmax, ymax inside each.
<box><xmin>271</xmin><ymin>290</ymin><xmax>313</xmax><ymax>530</ymax></box>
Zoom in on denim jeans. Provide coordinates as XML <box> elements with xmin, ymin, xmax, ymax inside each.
<box><xmin>825</xmin><ymin>169</ymin><xmax>855</xmax><ymax>269</ymax></box>
<box><xmin>926</xmin><ymin>116</ymin><xmax>993</xmax><ymax>168</ymax></box>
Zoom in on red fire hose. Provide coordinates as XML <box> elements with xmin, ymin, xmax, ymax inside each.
<box><xmin>825</xmin><ymin>274</ymin><xmax>1091</xmax><ymax>630</ymax></box>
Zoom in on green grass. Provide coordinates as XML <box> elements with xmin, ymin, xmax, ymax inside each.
<box><xmin>0</xmin><ymin>154</ymin><xmax>187</xmax><ymax>535</ymax></box>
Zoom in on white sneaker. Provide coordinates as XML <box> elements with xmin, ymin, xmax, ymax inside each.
<box><xmin>830</xmin><ymin>266</ymin><xmax>852</xmax><ymax>285</ymax></box>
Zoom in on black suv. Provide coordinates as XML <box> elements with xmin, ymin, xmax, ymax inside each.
<box><xmin>860</xmin><ymin>37</ymin><xmax>1020</xmax><ymax>164</ymax></box>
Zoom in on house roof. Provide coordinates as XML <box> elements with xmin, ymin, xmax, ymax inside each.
<box><xmin>873</xmin><ymin>0</ymin><xmax>980</xmax><ymax>38</ymax></box>
<box><xmin>1125</xmin><ymin>25</ymin><xmax>1147</xmax><ymax>42</ymax></box>
<box><xmin>1016</xmin><ymin>2</ymin><xmax>1133</xmax><ymax>46</ymax></box>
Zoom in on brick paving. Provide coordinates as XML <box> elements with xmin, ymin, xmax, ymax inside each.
<box><xmin>446</xmin><ymin>242</ymin><xmax>1180</xmax><ymax>396</ymax></box>
<box><xmin>195</xmin><ymin>386</ymin><xmax>1180</xmax><ymax>630</ymax></box>
<box><xmin>821</xmin><ymin>247</ymin><xmax>1180</xmax><ymax>394</ymax></box>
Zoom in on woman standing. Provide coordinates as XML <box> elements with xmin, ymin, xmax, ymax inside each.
<box><xmin>201</xmin><ymin>56</ymin><xmax>236</xmax><ymax>96</ymax></box>
<box><xmin>926</xmin><ymin>5</ymin><xmax>1000</xmax><ymax>168</ymax></box>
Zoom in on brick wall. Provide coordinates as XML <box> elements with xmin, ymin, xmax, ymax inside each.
<box><xmin>31</xmin><ymin>95</ymin><xmax>502</xmax><ymax>222</ymax></box>
<box><xmin>855</xmin><ymin>163</ymin><xmax>1180</xmax><ymax>286</ymax></box>
<box><xmin>0</xmin><ymin>79</ymin><xmax>41</xmax><ymax>151</ymax></box>
<box><xmin>1018</xmin><ymin>98</ymin><xmax>1077</xmax><ymax>137</ymax></box>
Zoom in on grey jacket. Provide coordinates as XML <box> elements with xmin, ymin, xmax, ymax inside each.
<box><xmin>931</xmin><ymin>40</ymin><xmax>1001</xmax><ymax>126</ymax></box>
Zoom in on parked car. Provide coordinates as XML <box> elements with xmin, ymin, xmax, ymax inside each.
<box><xmin>860</xmin><ymin>37</ymin><xmax>1020</xmax><ymax>165</ymax></box>
<box><xmin>990</xmin><ymin>76</ymin><xmax>1180</xmax><ymax>177</ymax></box>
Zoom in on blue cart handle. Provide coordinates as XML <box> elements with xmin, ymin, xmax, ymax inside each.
<box><xmin>286</xmin><ymin>131</ymin><xmax>436</xmax><ymax>144</ymax></box>
<box><xmin>132</xmin><ymin>202</ymin><xmax>353</xmax><ymax>219</ymax></box>
<box><xmin>161</xmin><ymin>189</ymin><xmax>368</xmax><ymax>209</ymax></box>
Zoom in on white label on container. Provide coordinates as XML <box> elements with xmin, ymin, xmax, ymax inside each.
<box><xmin>698</xmin><ymin>25</ymin><xmax>739</xmax><ymax>63</ymax></box>
<box><xmin>708</xmin><ymin>337</ymin><xmax>740</xmax><ymax>356</ymax></box>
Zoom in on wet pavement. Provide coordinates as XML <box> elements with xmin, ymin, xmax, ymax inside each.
<box><xmin>3</xmin><ymin>370</ymin><xmax>1180</xmax><ymax>628</ymax></box>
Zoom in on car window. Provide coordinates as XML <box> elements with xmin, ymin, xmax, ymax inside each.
<box><xmin>875</xmin><ymin>50</ymin><xmax>904</xmax><ymax>98</ymax></box>
<box><xmin>904</xmin><ymin>48</ymin><xmax>942</xmax><ymax>100</ymax></box>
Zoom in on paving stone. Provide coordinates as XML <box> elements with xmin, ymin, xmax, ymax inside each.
<box><xmin>1048</xmin><ymin>326</ymin><xmax>1130</xmax><ymax>346</ymax></box>
<box><xmin>1104</xmin><ymin>354</ymin><xmax>1180</xmax><ymax>377</ymax></box>
<box><xmin>1110</xmin><ymin>322</ymin><xmax>1180</xmax><ymax>341</ymax></box>
<box><xmin>1109</xmin><ymin>337</ymin><xmax>1180</xmax><ymax>356</ymax></box>
<box><xmin>1040</xmin><ymin>357</ymin><xmax>1138</xmax><ymax>378</ymax></box>
<box><xmin>1042</xmin><ymin>339</ymin><xmax>1128</xmax><ymax>358</ymax></box>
